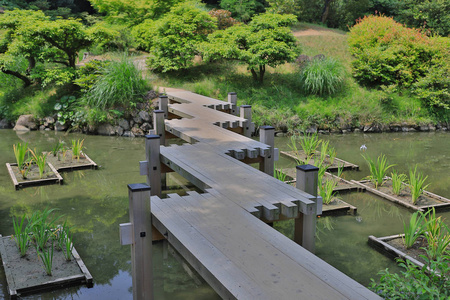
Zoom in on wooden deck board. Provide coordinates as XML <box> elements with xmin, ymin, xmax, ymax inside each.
<box><xmin>151</xmin><ymin>192</ymin><xmax>379</xmax><ymax>299</ymax></box>
<box><xmin>167</xmin><ymin>91</ymin><xmax>231</xmax><ymax>110</ymax></box>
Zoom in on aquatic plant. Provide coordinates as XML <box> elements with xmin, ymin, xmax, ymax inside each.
<box><xmin>319</xmin><ymin>179</ymin><xmax>338</xmax><ymax>205</ymax></box>
<box><xmin>56</xmin><ymin>221</ymin><xmax>74</xmax><ymax>261</ymax></box>
<box><xmin>336</xmin><ymin>163</ymin><xmax>344</xmax><ymax>179</ymax></box>
<box><xmin>37</xmin><ymin>240</ymin><xmax>54</xmax><ymax>276</ymax></box>
<box><xmin>363</xmin><ymin>154</ymin><xmax>395</xmax><ymax>188</ymax></box>
<box><xmin>12</xmin><ymin>214</ymin><xmax>29</xmax><ymax>257</ymax></box>
<box><xmin>274</xmin><ymin>167</ymin><xmax>287</xmax><ymax>182</ymax></box>
<box><xmin>327</xmin><ymin>145</ymin><xmax>337</xmax><ymax>166</ymax></box>
<box><xmin>423</xmin><ymin>208</ymin><xmax>450</xmax><ymax>260</ymax></box>
<box><xmin>29</xmin><ymin>149</ymin><xmax>48</xmax><ymax>179</ymax></box>
<box><xmin>13</xmin><ymin>142</ymin><xmax>31</xmax><ymax>178</ymax></box>
<box><xmin>51</xmin><ymin>140</ymin><xmax>65</xmax><ymax>160</ymax></box>
<box><xmin>402</xmin><ymin>210</ymin><xmax>427</xmax><ymax>249</ymax></box>
<box><xmin>360</xmin><ymin>144</ymin><xmax>367</xmax><ymax>152</ymax></box>
<box><xmin>391</xmin><ymin>170</ymin><xmax>407</xmax><ymax>195</ymax></box>
<box><xmin>299</xmin><ymin>132</ymin><xmax>320</xmax><ymax>157</ymax></box>
<box><xmin>71</xmin><ymin>139</ymin><xmax>84</xmax><ymax>160</ymax></box>
<box><xmin>28</xmin><ymin>208</ymin><xmax>61</xmax><ymax>250</ymax></box>
<box><xmin>408</xmin><ymin>165</ymin><xmax>429</xmax><ymax>204</ymax></box>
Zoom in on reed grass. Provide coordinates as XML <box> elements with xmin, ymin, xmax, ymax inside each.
<box><xmin>13</xmin><ymin>142</ymin><xmax>28</xmax><ymax>169</ymax></box>
<box><xmin>29</xmin><ymin>149</ymin><xmax>48</xmax><ymax>179</ymax></box>
<box><xmin>274</xmin><ymin>167</ymin><xmax>287</xmax><ymax>182</ymax></box>
<box><xmin>363</xmin><ymin>154</ymin><xmax>395</xmax><ymax>188</ymax></box>
<box><xmin>402</xmin><ymin>210</ymin><xmax>427</xmax><ymax>249</ymax></box>
<box><xmin>391</xmin><ymin>170</ymin><xmax>407</xmax><ymax>195</ymax></box>
<box><xmin>408</xmin><ymin>165</ymin><xmax>429</xmax><ymax>204</ymax></box>
<box><xmin>424</xmin><ymin>208</ymin><xmax>450</xmax><ymax>260</ymax></box>
<box><xmin>319</xmin><ymin>179</ymin><xmax>338</xmax><ymax>205</ymax></box>
<box><xmin>12</xmin><ymin>214</ymin><xmax>29</xmax><ymax>257</ymax></box>
<box><xmin>71</xmin><ymin>139</ymin><xmax>84</xmax><ymax>160</ymax></box>
<box><xmin>299</xmin><ymin>132</ymin><xmax>321</xmax><ymax>157</ymax></box>
<box><xmin>28</xmin><ymin>208</ymin><xmax>61</xmax><ymax>250</ymax></box>
<box><xmin>37</xmin><ymin>240</ymin><xmax>54</xmax><ymax>276</ymax></box>
<box><xmin>51</xmin><ymin>140</ymin><xmax>65</xmax><ymax>160</ymax></box>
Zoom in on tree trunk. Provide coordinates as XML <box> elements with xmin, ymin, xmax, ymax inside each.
<box><xmin>251</xmin><ymin>68</ymin><xmax>258</xmax><ymax>82</ymax></box>
<box><xmin>26</xmin><ymin>57</ymin><xmax>36</xmax><ymax>75</ymax></box>
<box><xmin>321</xmin><ymin>0</ymin><xmax>333</xmax><ymax>24</ymax></box>
<box><xmin>1</xmin><ymin>69</ymin><xmax>32</xmax><ymax>86</ymax></box>
<box><xmin>259</xmin><ymin>65</ymin><xmax>265</xmax><ymax>83</ymax></box>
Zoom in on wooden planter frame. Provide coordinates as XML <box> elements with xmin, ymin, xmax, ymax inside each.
<box><xmin>6</xmin><ymin>163</ymin><xmax>63</xmax><ymax>190</ymax></box>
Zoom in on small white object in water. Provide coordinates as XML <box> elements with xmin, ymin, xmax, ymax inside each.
<box><xmin>360</xmin><ymin>144</ymin><xmax>367</xmax><ymax>152</ymax></box>
<box><xmin>356</xmin><ymin>216</ymin><xmax>363</xmax><ymax>222</ymax></box>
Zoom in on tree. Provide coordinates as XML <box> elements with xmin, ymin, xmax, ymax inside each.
<box><xmin>133</xmin><ymin>1</ymin><xmax>216</xmax><ymax>72</ymax></box>
<box><xmin>88</xmin><ymin>0</ymin><xmax>185</xmax><ymax>25</ymax></box>
<box><xmin>266</xmin><ymin>0</ymin><xmax>301</xmax><ymax>16</ymax></box>
<box><xmin>200</xmin><ymin>13</ymin><xmax>299</xmax><ymax>83</ymax></box>
<box><xmin>0</xmin><ymin>9</ymin><xmax>48</xmax><ymax>86</ymax></box>
<box><xmin>220</xmin><ymin>0</ymin><xmax>266</xmax><ymax>23</ymax></box>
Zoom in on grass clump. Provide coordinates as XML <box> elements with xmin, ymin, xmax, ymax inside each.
<box><xmin>299</xmin><ymin>57</ymin><xmax>345</xmax><ymax>96</ymax></box>
<box><xmin>71</xmin><ymin>139</ymin><xmax>84</xmax><ymax>160</ymax></box>
<box><xmin>12</xmin><ymin>214</ymin><xmax>30</xmax><ymax>257</ymax></box>
<box><xmin>402</xmin><ymin>210</ymin><xmax>427</xmax><ymax>249</ymax></box>
<box><xmin>29</xmin><ymin>149</ymin><xmax>48</xmax><ymax>179</ymax></box>
<box><xmin>391</xmin><ymin>170</ymin><xmax>407</xmax><ymax>195</ymax></box>
<box><xmin>84</xmin><ymin>55</ymin><xmax>149</xmax><ymax>109</ymax></box>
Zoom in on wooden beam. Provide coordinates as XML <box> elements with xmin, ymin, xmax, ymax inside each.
<box><xmin>145</xmin><ymin>134</ymin><xmax>161</xmax><ymax>197</ymax></box>
<box><xmin>153</xmin><ymin>110</ymin><xmax>165</xmax><ymax>145</ymax></box>
<box><xmin>228</xmin><ymin>92</ymin><xmax>238</xmax><ymax>116</ymax></box>
<box><xmin>259</xmin><ymin>125</ymin><xmax>275</xmax><ymax>176</ymax></box>
<box><xmin>158</xmin><ymin>95</ymin><xmax>168</xmax><ymax>119</ymax></box>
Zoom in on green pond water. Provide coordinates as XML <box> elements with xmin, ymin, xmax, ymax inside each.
<box><xmin>0</xmin><ymin>130</ymin><xmax>449</xmax><ymax>299</ymax></box>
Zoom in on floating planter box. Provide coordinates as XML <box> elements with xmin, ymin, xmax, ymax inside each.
<box><xmin>45</xmin><ymin>150</ymin><xmax>98</xmax><ymax>172</ymax></box>
<box><xmin>352</xmin><ymin>179</ymin><xmax>450</xmax><ymax>212</ymax></box>
<box><xmin>6</xmin><ymin>163</ymin><xmax>63</xmax><ymax>190</ymax></box>
<box><xmin>0</xmin><ymin>235</ymin><xmax>93</xmax><ymax>299</ymax></box>
<box><xmin>280</xmin><ymin>150</ymin><xmax>359</xmax><ymax>171</ymax></box>
<box><xmin>368</xmin><ymin>234</ymin><xmax>427</xmax><ymax>270</ymax></box>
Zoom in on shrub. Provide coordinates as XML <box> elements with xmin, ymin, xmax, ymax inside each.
<box><xmin>348</xmin><ymin>15</ymin><xmax>435</xmax><ymax>87</ymax></box>
<box><xmin>84</xmin><ymin>55</ymin><xmax>148</xmax><ymax>109</ymax></box>
<box><xmin>299</xmin><ymin>57</ymin><xmax>345</xmax><ymax>96</ymax></box>
<box><xmin>208</xmin><ymin>9</ymin><xmax>238</xmax><ymax>30</ymax></box>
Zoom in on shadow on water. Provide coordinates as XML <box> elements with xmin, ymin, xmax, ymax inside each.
<box><xmin>0</xmin><ymin>130</ymin><xmax>449</xmax><ymax>298</ymax></box>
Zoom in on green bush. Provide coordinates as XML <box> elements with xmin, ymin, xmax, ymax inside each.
<box><xmin>348</xmin><ymin>15</ymin><xmax>435</xmax><ymax>87</ymax></box>
<box><xmin>299</xmin><ymin>58</ymin><xmax>345</xmax><ymax>96</ymax></box>
<box><xmin>84</xmin><ymin>55</ymin><xmax>148</xmax><ymax>109</ymax></box>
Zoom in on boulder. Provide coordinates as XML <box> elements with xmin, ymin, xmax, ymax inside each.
<box><xmin>54</xmin><ymin>121</ymin><xmax>68</xmax><ymax>132</ymax></box>
<box><xmin>144</xmin><ymin>90</ymin><xmax>158</xmax><ymax>101</ymax></box>
<box><xmin>15</xmin><ymin>114</ymin><xmax>37</xmax><ymax>130</ymax></box>
<box><xmin>131</xmin><ymin>127</ymin><xmax>144</xmax><ymax>137</ymax></box>
<box><xmin>0</xmin><ymin>118</ymin><xmax>11</xmax><ymax>129</ymax></box>
<box><xmin>97</xmin><ymin>123</ymin><xmax>115</xmax><ymax>136</ymax></box>
<box><xmin>43</xmin><ymin>117</ymin><xmax>55</xmax><ymax>127</ymax></box>
<box><xmin>123</xmin><ymin>131</ymin><xmax>135</xmax><ymax>138</ymax></box>
<box><xmin>13</xmin><ymin>125</ymin><xmax>30</xmax><ymax>131</ymax></box>
<box><xmin>133</xmin><ymin>115</ymin><xmax>143</xmax><ymax>125</ymax></box>
<box><xmin>140</xmin><ymin>122</ymin><xmax>152</xmax><ymax>132</ymax></box>
<box><xmin>115</xmin><ymin>126</ymin><xmax>124</xmax><ymax>136</ymax></box>
<box><xmin>118</xmin><ymin>118</ymin><xmax>130</xmax><ymax>131</ymax></box>
<box><xmin>138</xmin><ymin>111</ymin><xmax>151</xmax><ymax>122</ymax></box>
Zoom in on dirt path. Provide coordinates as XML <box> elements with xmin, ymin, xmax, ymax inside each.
<box><xmin>293</xmin><ymin>27</ymin><xmax>343</xmax><ymax>37</ymax></box>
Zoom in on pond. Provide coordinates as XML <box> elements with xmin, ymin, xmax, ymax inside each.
<box><xmin>0</xmin><ymin>130</ymin><xmax>449</xmax><ymax>299</ymax></box>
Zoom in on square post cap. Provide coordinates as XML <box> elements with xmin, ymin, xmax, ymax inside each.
<box><xmin>260</xmin><ymin>125</ymin><xmax>275</xmax><ymax>130</ymax></box>
<box><xmin>228</xmin><ymin>92</ymin><xmax>237</xmax><ymax>95</ymax></box>
<box><xmin>296</xmin><ymin>164</ymin><xmax>319</xmax><ymax>172</ymax></box>
<box><xmin>154</xmin><ymin>110</ymin><xmax>165</xmax><ymax>114</ymax></box>
<box><xmin>240</xmin><ymin>105</ymin><xmax>252</xmax><ymax>108</ymax></box>
<box><xmin>145</xmin><ymin>134</ymin><xmax>160</xmax><ymax>140</ymax></box>
<box><xmin>127</xmin><ymin>183</ymin><xmax>151</xmax><ymax>192</ymax></box>
<box><xmin>159</xmin><ymin>94</ymin><xmax>168</xmax><ymax>98</ymax></box>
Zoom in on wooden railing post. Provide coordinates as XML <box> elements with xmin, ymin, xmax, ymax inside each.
<box><xmin>228</xmin><ymin>92</ymin><xmax>237</xmax><ymax>116</ymax></box>
<box><xmin>240</xmin><ymin>105</ymin><xmax>252</xmax><ymax>137</ymax></box>
<box><xmin>294</xmin><ymin>164</ymin><xmax>321</xmax><ymax>253</ymax></box>
<box><xmin>152</xmin><ymin>110</ymin><xmax>165</xmax><ymax>145</ymax></box>
<box><xmin>145</xmin><ymin>134</ymin><xmax>161</xmax><ymax>196</ymax></box>
<box><xmin>158</xmin><ymin>94</ymin><xmax>168</xmax><ymax>119</ymax></box>
<box><xmin>259</xmin><ymin>125</ymin><xmax>275</xmax><ymax>176</ymax></box>
<box><xmin>128</xmin><ymin>183</ymin><xmax>153</xmax><ymax>300</ymax></box>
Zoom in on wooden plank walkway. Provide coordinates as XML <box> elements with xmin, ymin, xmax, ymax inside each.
<box><xmin>151</xmin><ymin>191</ymin><xmax>378</xmax><ymax>300</ymax></box>
<box><xmin>123</xmin><ymin>91</ymin><xmax>380</xmax><ymax>299</ymax></box>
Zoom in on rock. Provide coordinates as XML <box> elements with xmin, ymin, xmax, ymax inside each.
<box><xmin>133</xmin><ymin>115</ymin><xmax>143</xmax><ymax>124</ymax></box>
<box><xmin>15</xmin><ymin>114</ymin><xmax>37</xmax><ymax>130</ymax></box>
<box><xmin>45</xmin><ymin>128</ymin><xmax>51</xmax><ymax>131</ymax></box>
<box><xmin>275</xmin><ymin>132</ymin><xmax>286</xmax><ymax>137</ymax></box>
<box><xmin>118</xmin><ymin>119</ymin><xmax>130</xmax><ymax>131</ymax></box>
<box><xmin>13</xmin><ymin>125</ymin><xmax>30</xmax><ymax>131</ymax></box>
<box><xmin>139</xmin><ymin>111</ymin><xmax>151</xmax><ymax>122</ymax></box>
<box><xmin>97</xmin><ymin>123</ymin><xmax>115</xmax><ymax>136</ymax></box>
<box><xmin>144</xmin><ymin>90</ymin><xmax>158</xmax><ymax>101</ymax></box>
<box><xmin>428</xmin><ymin>124</ymin><xmax>436</xmax><ymax>131</ymax></box>
<box><xmin>115</xmin><ymin>126</ymin><xmax>124</xmax><ymax>136</ymax></box>
<box><xmin>131</xmin><ymin>127</ymin><xmax>144</xmax><ymax>137</ymax></box>
<box><xmin>140</xmin><ymin>122</ymin><xmax>152</xmax><ymax>132</ymax></box>
<box><xmin>305</xmin><ymin>125</ymin><xmax>317</xmax><ymax>134</ymax></box>
<box><xmin>353</xmin><ymin>128</ymin><xmax>361</xmax><ymax>133</ymax></box>
<box><xmin>313</xmin><ymin>54</ymin><xmax>325</xmax><ymax>61</ymax></box>
<box><xmin>130</xmin><ymin>120</ymin><xmax>135</xmax><ymax>128</ymax></box>
<box><xmin>39</xmin><ymin>125</ymin><xmax>46</xmax><ymax>131</ymax></box>
<box><xmin>318</xmin><ymin>130</ymin><xmax>330</xmax><ymax>134</ymax></box>
<box><xmin>54</xmin><ymin>121</ymin><xmax>68</xmax><ymax>132</ymax></box>
<box><xmin>296</xmin><ymin>55</ymin><xmax>310</xmax><ymax>67</ymax></box>
<box><xmin>123</xmin><ymin>131</ymin><xmax>135</xmax><ymax>138</ymax></box>
<box><xmin>419</xmin><ymin>125</ymin><xmax>430</xmax><ymax>131</ymax></box>
<box><xmin>342</xmin><ymin>129</ymin><xmax>349</xmax><ymax>134</ymax></box>
<box><xmin>43</xmin><ymin>117</ymin><xmax>55</xmax><ymax>127</ymax></box>
<box><xmin>0</xmin><ymin>118</ymin><xmax>11</xmax><ymax>129</ymax></box>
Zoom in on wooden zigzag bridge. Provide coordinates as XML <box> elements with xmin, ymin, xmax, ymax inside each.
<box><xmin>119</xmin><ymin>91</ymin><xmax>381</xmax><ymax>299</ymax></box>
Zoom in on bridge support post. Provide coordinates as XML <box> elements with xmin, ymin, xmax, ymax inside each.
<box><xmin>259</xmin><ymin>125</ymin><xmax>275</xmax><ymax>176</ymax></box>
<box><xmin>240</xmin><ymin>105</ymin><xmax>253</xmax><ymax>137</ymax></box>
<box><xmin>295</xmin><ymin>164</ymin><xmax>320</xmax><ymax>253</ymax></box>
<box><xmin>152</xmin><ymin>111</ymin><xmax>167</xmax><ymax>190</ymax></box>
<box><xmin>228</xmin><ymin>92</ymin><xmax>237</xmax><ymax>116</ymax></box>
<box><xmin>128</xmin><ymin>183</ymin><xmax>153</xmax><ymax>300</ymax></box>
<box><xmin>145</xmin><ymin>134</ymin><xmax>162</xmax><ymax>196</ymax></box>
<box><xmin>159</xmin><ymin>94</ymin><xmax>168</xmax><ymax>118</ymax></box>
